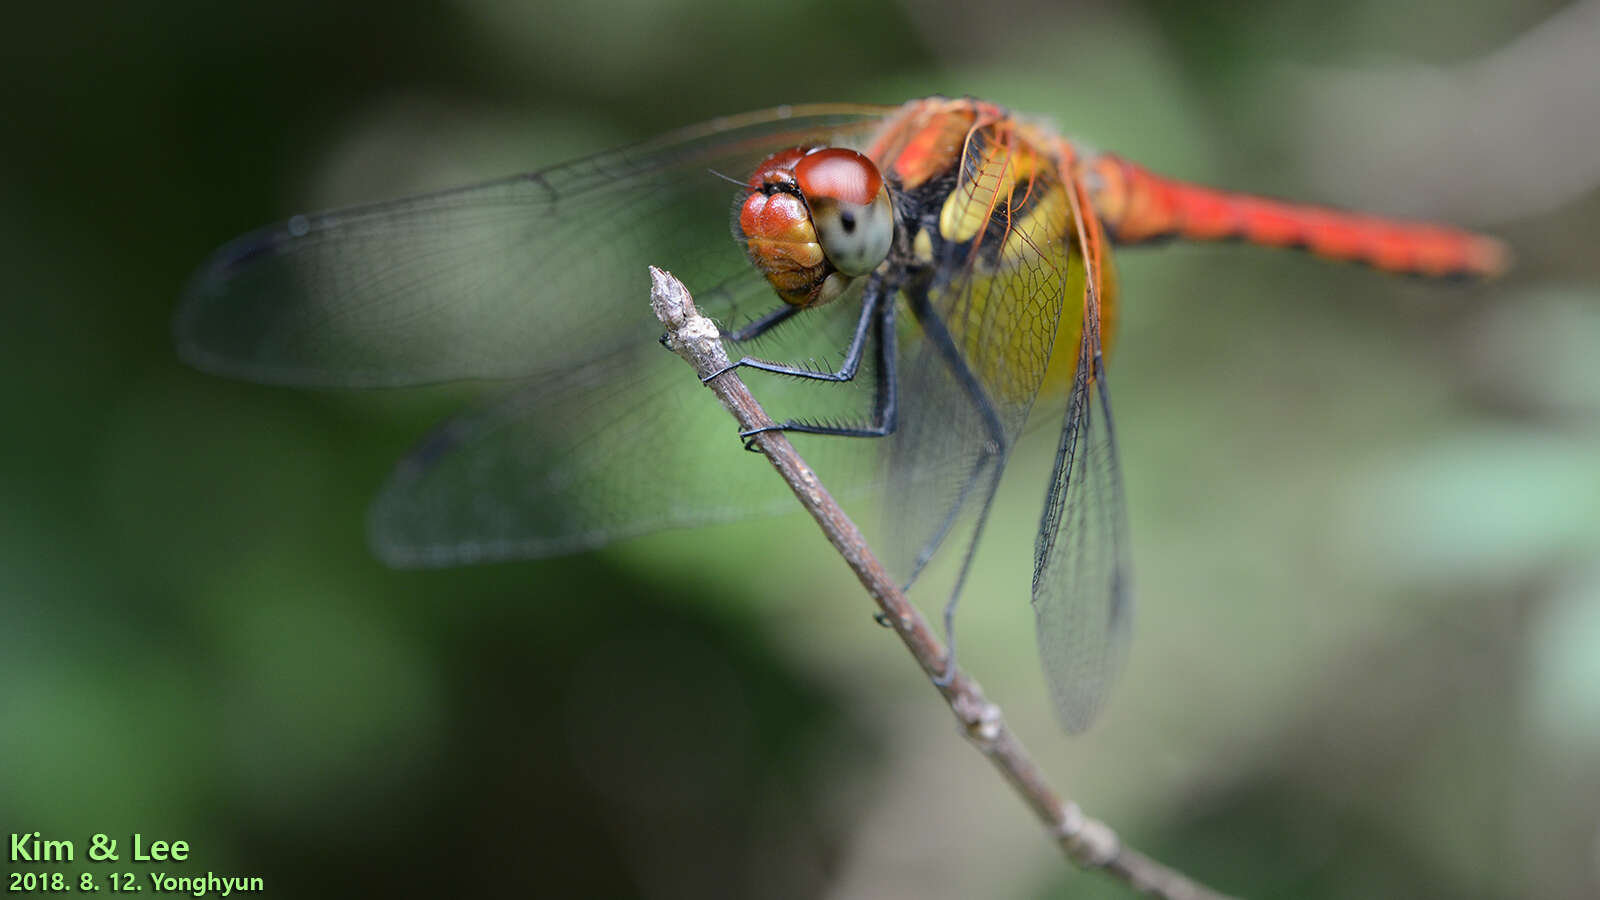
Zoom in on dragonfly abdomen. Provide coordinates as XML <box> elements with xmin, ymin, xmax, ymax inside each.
<box><xmin>1085</xmin><ymin>155</ymin><xmax>1509</xmax><ymax>279</ymax></box>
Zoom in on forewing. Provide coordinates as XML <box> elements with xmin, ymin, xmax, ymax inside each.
<box><xmin>1030</xmin><ymin>177</ymin><xmax>1132</xmax><ymax>733</ymax></box>
<box><xmin>176</xmin><ymin>105</ymin><xmax>893</xmax><ymax>386</ymax></box>
<box><xmin>881</xmin><ymin>118</ymin><xmax>1078</xmax><ymax>585</ymax></box>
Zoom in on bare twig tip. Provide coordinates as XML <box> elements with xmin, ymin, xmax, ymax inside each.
<box><xmin>649</xmin><ymin>267</ymin><xmax>725</xmax><ymax>366</ymax></box>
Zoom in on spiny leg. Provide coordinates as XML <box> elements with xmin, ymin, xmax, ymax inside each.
<box><xmin>714</xmin><ymin>279</ymin><xmax>902</xmax><ymax>449</ymax></box>
<box><xmin>721</xmin><ymin>303</ymin><xmax>802</xmax><ymax>343</ymax></box>
<box><xmin>904</xmin><ymin>285</ymin><xmax>1008</xmax><ymax>587</ymax></box>
<box><xmin>902</xmin><ymin>286</ymin><xmax>1009</xmax><ymax>684</ymax></box>
<box><xmin>704</xmin><ymin>283</ymin><xmax>881</xmax><ymax>385</ymax></box>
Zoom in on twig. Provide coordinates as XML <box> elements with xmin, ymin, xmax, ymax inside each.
<box><xmin>649</xmin><ymin>267</ymin><xmax>1236</xmax><ymax>900</ymax></box>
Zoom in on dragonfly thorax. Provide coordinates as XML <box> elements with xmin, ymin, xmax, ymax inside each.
<box><xmin>737</xmin><ymin>146</ymin><xmax>894</xmax><ymax>308</ymax></box>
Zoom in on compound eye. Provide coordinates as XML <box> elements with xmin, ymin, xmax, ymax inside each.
<box><xmin>794</xmin><ymin>149</ymin><xmax>894</xmax><ymax>277</ymax></box>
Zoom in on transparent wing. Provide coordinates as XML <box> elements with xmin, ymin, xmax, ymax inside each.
<box><xmin>176</xmin><ymin>104</ymin><xmax>894</xmax><ymax>386</ymax></box>
<box><xmin>177</xmin><ymin>104</ymin><xmax>905</xmax><ymax>564</ymax></box>
<box><xmin>879</xmin><ymin>117</ymin><xmax>1078</xmax><ymax>587</ymax></box>
<box><xmin>1030</xmin><ymin>178</ymin><xmax>1133</xmax><ymax>734</ymax></box>
<box><xmin>369</xmin><ymin>279</ymin><xmax>892</xmax><ymax>566</ymax></box>
<box><xmin>1031</xmin><ymin>330</ymin><xmax>1132</xmax><ymax>732</ymax></box>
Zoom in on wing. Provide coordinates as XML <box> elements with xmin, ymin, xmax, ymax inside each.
<box><xmin>177</xmin><ymin>104</ymin><xmax>907</xmax><ymax>565</ymax></box>
<box><xmin>368</xmin><ymin>277</ymin><xmax>891</xmax><ymax>567</ymax></box>
<box><xmin>878</xmin><ymin>113</ymin><xmax>1080</xmax><ymax>587</ymax></box>
<box><xmin>176</xmin><ymin>104</ymin><xmax>894</xmax><ymax>386</ymax></box>
<box><xmin>1030</xmin><ymin>173</ymin><xmax>1133</xmax><ymax>733</ymax></box>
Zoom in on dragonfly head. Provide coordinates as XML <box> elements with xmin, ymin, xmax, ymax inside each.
<box><xmin>738</xmin><ymin>146</ymin><xmax>894</xmax><ymax>308</ymax></box>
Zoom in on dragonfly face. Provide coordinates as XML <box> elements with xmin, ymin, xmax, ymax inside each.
<box><xmin>738</xmin><ymin>146</ymin><xmax>895</xmax><ymax>308</ymax></box>
<box><xmin>177</xmin><ymin>96</ymin><xmax>1506</xmax><ymax>733</ymax></box>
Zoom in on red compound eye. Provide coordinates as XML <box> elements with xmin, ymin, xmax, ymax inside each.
<box><xmin>793</xmin><ymin>149</ymin><xmax>883</xmax><ymax>206</ymax></box>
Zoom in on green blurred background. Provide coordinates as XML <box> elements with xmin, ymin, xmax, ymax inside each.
<box><xmin>5</xmin><ymin>0</ymin><xmax>1599</xmax><ymax>897</ymax></box>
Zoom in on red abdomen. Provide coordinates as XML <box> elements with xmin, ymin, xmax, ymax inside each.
<box><xmin>1085</xmin><ymin>154</ymin><xmax>1509</xmax><ymax>279</ymax></box>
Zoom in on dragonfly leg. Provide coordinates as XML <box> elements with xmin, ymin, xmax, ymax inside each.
<box><xmin>931</xmin><ymin>460</ymin><xmax>1006</xmax><ymax>684</ymax></box>
<box><xmin>720</xmin><ymin>303</ymin><xmax>802</xmax><ymax>343</ymax></box>
<box><xmin>901</xmin><ymin>286</ymin><xmax>1009</xmax><ymax>685</ymax></box>
<box><xmin>703</xmin><ymin>286</ymin><xmax>881</xmax><ymax>385</ymax></box>
<box><xmin>735</xmin><ymin>280</ymin><xmax>902</xmax><ymax>449</ymax></box>
<box><xmin>902</xmin><ymin>286</ymin><xmax>1008</xmax><ymax>588</ymax></box>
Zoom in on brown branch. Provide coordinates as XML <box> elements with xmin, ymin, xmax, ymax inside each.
<box><xmin>648</xmin><ymin>267</ymin><xmax>1236</xmax><ymax>900</ymax></box>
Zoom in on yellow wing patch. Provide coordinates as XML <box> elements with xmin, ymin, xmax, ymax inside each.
<box><xmin>932</xmin><ymin>124</ymin><xmax>1088</xmax><ymax>406</ymax></box>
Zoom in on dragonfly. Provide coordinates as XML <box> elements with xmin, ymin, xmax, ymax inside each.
<box><xmin>177</xmin><ymin>96</ymin><xmax>1507</xmax><ymax>733</ymax></box>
